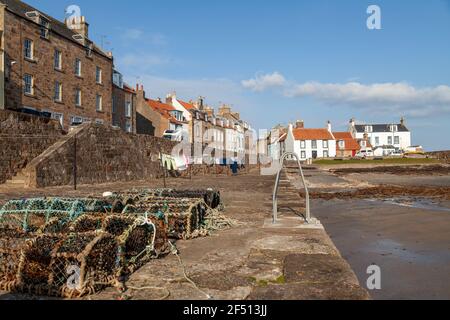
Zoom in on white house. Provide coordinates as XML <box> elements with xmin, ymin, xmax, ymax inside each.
<box><xmin>286</xmin><ymin>122</ymin><xmax>336</xmax><ymax>160</ymax></box>
<box><xmin>349</xmin><ymin>118</ymin><xmax>411</xmax><ymax>151</ymax></box>
<box><xmin>165</xmin><ymin>92</ymin><xmax>193</xmax><ymax>139</ymax></box>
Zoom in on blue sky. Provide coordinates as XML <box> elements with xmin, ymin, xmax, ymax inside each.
<box><xmin>29</xmin><ymin>0</ymin><xmax>450</xmax><ymax>150</ymax></box>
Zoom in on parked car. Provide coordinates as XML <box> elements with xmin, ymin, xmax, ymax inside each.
<box><xmin>373</xmin><ymin>145</ymin><xmax>396</xmax><ymax>157</ymax></box>
<box><xmin>355</xmin><ymin>149</ymin><xmax>374</xmax><ymax>158</ymax></box>
<box><xmin>163</xmin><ymin>129</ymin><xmax>187</xmax><ymax>142</ymax></box>
<box><xmin>390</xmin><ymin>150</ymin><xmax>404</xmax><ymax>157</ymax></box>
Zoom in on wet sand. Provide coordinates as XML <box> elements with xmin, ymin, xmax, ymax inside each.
<box><xmin>308</xmin><ymin>171</ymin><xmax>450</xmax><ymax>300</ymax></box>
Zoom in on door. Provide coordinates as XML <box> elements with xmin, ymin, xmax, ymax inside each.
<box><xmin>312</xmin><ymin>151</ymin><xmax>318</xmax><ymax>159</ymax></box>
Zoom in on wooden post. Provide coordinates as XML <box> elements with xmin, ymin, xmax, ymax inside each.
<box><xmin>73</xmin><ymin>134</ymin><xmax>77</xmax><ymax>190</ymax></box>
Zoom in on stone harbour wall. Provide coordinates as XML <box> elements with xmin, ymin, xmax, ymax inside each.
<box><xmin>23</xmin><ymin>122</ymin><xmax>178</xmax><ymax>188</ymax></box>
<box><xmin>0</xmin><ymin>110</ymin><xmax>64</xmax><ymax>184</ymax></box>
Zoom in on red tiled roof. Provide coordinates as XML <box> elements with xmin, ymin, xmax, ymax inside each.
<box><xmin>333</xmin><ymin>132</ymin><xmax>361</xmax><ymax>151</ymax></box>
<box><xmin>333</xmin><ymin>132</ymin><xmax>353</xmax><ymax>140</ymax></box>
<box><xmin>179</xmin><ymin>100</ymin><xmax>196</xmax><ymax>110</ymax></box>
<box><xmin>146</xmin><ymin>99</ymin><xmax>182</xmax><ymax>124</ymax></box>
<box><xmin>293</xmin><ymin>128</ymin><xmax>334</xmax><ymax>141</ymax></box>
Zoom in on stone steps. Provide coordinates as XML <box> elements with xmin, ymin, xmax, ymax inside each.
<box><xmin>4</xmin><ymin>171</ymin><xmax>26</xmax><ymax>187</ymax></box>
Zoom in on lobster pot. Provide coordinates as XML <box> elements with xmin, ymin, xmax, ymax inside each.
<box><xmin>15</xmin><ymin>235</ymin><xmax>63</xmax><ymax>296</ymax></box>
<box><xmin>117</xmin><ymin>188</ymin><xmax>222</xmax><ymax>209</ymax></box>
<box><xmin>106</xmin><ymin>215</ymin><xmax>169</xmax><ymax>275</ymax></box>
<box><xmin>157</xmin><ymin>190</ymin><xmax>222</xmax><ymax>209</ymax></box>
<box><xmin>122</xmin><ymin>200</ymin><xmax>208</xmax><ymax>239</ymax></box>
<box><xmin>0</xmin><ymin>227</ymin><xmax>28</xmax><ymax>291</ymax></box>
<box><xmin>47</xmin><ymin>232</ymin><xmax>119</xmax><ymax>298</ymax></box>
<box><xmin>0</xmin><ymin>211</ymin><xmax>75</xmax><ymax>233</ymax></box>
<box><xmin>50</xmin><ymin>214</ymin><xmax>169</xmax><ymax>274</ymax></box>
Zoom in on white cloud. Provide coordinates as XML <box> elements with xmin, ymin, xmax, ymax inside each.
<box><xmin>242</xmin><ymin>72</ymin><xmax>450</xmax><ymax>117</ymax></box>
<box><xmin>286</xmin><ymin>81</ymin><xmax>450</xmax><ymax>116</ymax></box>
<box><xmin>122</xmin><ymin>28</ymin><xmax>144</xmax><ymax>40</ymax></box>
<box><xmin>241</xmin><ymin>72</ymin><xmax>286</xmax><ymax>92</ymax></box>
<box><xmin>120</xmin><ymin>28</ymin><xmax>167</xmax><ymax>46</ymax></box>
<box><xmin>129</xmin><ymin>75</ymin><xmax>245</xmax><ymax>107</ymax></box>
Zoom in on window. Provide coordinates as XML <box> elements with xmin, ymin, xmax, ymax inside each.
<box><xmin>300</xmin><ymin>140</ymin><xmax>306</xmax><ymax>149</ymax></box>
<box><xmin>390</xmin><ymin>125</ymin><xmax>398</xmax><ymax>132</ymax></box>
<box><xmin>301</xmin><ymin>151</ymin><xmax>306</xmax><ymax>159</ymax></box>
<box><xmin>51</xmin><ymin>112</ymin><xmax>64</xmax><ymax>128</ymax></box>
<box><xmin>323</xmin><ymin>140</ymin><xmax>329</xmax><ymax>149</ymax></box>
<box><xmin>96</xmin><ymin>67</ymin><xmax>102</xmax><ymax>84</ymax></box>
<box><xmin>112</xmin><ymin>97</ymin><xmax>116</xmax><ymax>113</ymax></box>
<box><xmin>365</xmin><ymin>125</ymin><xmax>373</xmax><ymax>133</ymax></box>
<box><xmin>388</xmin><ymin>136</ymin><xmax>393</xmax><ymax>145</ymax></box>
<box><xmin>54</xmin><ymin>81</ymin><xmax>62</xmax><ymax>102</ymax></box>
<box><xmin>338</xmin><ymin>140</ymin><xmax>345</xmax><ymax>149</ymax></box>
<box><xmin>125</xmin><ymin>101</ymin><xmax>132</xmax><ymax>118</ymax></box>
<box><xmin>54</xmin><ymin>49</ymin><xmax>62</xmax><ymax>70</ymax></box>
<box><xmin>75</xmin><ymin>59</ymin><xmax>82</xmax><ymax>76</ymax></box>
<box><xmin>375</xmin><ymin>137</ymin><xmax>380</xmax><ymax>146</ymax></box>
<box><xmin>70</xmin><ymin>116</ymin><xmax>83</xmax><ymax>125</ymax></box>
<box><xmin>96</xmin><ymin>95</ymin><xmax>102</xmax><ymax>111</ymax></box>
<box><xmin>125</xmin><ymin>120</ymin><xmax>132</xmax><ymax>133</ymax></box>
<box><xmin>323</xmin><ymin>151</ymin><xmax>329</xmax><ymax>158</ymax></box>
<box><xmin>86</xmin><ymin>45</ymin><xmax>93</xmax><ymax>58</ymax></box>
<box><xmin>23</xmin><ymin>74</ymin><xmax>34</xmax><ymax>95</ymax></box>
<box><xmin>361</xmin><ymin>141</ymin><xmax>367</xmax><ymax>147</ymax></box>
<box><xmin>75</xmin><ymin>89</ymin><xmax>81</xmax><ymax>107</ymax></box>
<box><xmin>24</xmin><ymin>39</ymin><xmax>33</xmax><ymax>59</ymax></box>
<box><xmin>394</xmin><ymin>136</ymin><xmax>400</xmax><ymax>145</ymax></box>
<box><xmin>39</xmin><ymin>17</ymin><xmax>50</xmax><ymax>39</ymax></box>
<box><xmin>311</xmin><ymin>140</ymin><xmax>317</xmax><ymax>149</ymax></box>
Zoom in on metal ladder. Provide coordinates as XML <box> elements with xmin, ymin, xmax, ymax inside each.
<box><xmin>272</xmin><ymin>152</ymin><xmax>311</xmax><ymax>224</ymax></box>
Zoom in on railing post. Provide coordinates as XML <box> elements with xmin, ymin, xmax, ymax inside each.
<box><xmin>273</xmin><ymin>152</ymin><xmax>312</xmax><ymax>224</ymax></box>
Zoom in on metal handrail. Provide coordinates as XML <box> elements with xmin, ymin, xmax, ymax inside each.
<box><xmin>272</xmin><ymin>152</ymin><xmax>311</xmax><ymax>224</ymax></box>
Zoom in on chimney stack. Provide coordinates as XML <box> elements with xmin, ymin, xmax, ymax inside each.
<box><xmin>400</xmin><ymin>117</ymin><xmax>405</xmax><ymax>126</ymax></box>
<box><xmin>295</xmin><ymin>120</ymin><xmax>304</xmax><ymax>129</ymax></box>
<box><xmin>65</xmin><ymin>16</ymin><xmax>89</xmax><ymax>39</ymax></box>
<box><xmin>327</xmin><ymin>120</ymin><xmax>332</xmax><ymax>132</ymax></box>
<box><xmin>197</xmin><ymin>96</ymin><xmax>204</xmax><ymax>111</ymax></box>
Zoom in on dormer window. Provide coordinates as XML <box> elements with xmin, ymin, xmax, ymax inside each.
<box><xmin>364</xmin><ymin>125</ymin><xmax>373</xmax><ymax>133</ymax></box>
<box><xmin>86</xmin><ymin>43</ymin><xmax>94</xmax><ymax>58</ymax></box>
<box><xmin>25</xmin><ymin>11</ymin><xmax>50</xmax><ymax>39</ymax></box>
<box><xmin>390</xmin><ymin>125</ymin><xmax>398</xmax><ymax>132</ymax></box>
<box><xmin>39</xmin><ymin>17</ymin><xmax>50</xmax><ymax>39</ymax></box>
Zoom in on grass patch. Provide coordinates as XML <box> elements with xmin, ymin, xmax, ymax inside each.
<box><xmin>313</xmin><ymin>158</ymin><xmax>441</xmax><ymax>165</ymax></box>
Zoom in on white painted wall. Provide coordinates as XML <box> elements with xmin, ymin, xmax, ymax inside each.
<box><xmin>293</xmin><ymin>139</ymin><xmax>336</xmax><ymax>160</ymax></box>
<box><xmin>354</xmin><ymin>131</ymin><xmax>411</xmax><ymax>150</ymax></box>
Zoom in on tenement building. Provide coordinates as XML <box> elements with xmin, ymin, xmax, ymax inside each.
<box><xmin>0</xmin><ymin>0</ymin><xmax>113</xmax><ymax>129</ymax></box>
<box><xmin>112</xmin><ymin>70</ymin><xmax>136</xmax><ymax>133</ymax></box>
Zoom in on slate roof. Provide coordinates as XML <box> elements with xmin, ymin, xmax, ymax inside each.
<box><xmin>354</xmin><ymin>124</ymin><xmax>409</xmax><ymax>133</ymax></box>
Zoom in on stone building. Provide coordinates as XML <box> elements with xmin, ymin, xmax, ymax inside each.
<box><xmin>135</xmin><ymin>85</ymin><xmax>184</xmax><ymax>137</ymax></box>
<box><xmin>112</xmin><ymin>70</ymin><xmax>136</xmax><ymax>133</ymax></box>
<box><xmin>0</xmin><ymin>0</ymin><xmax>113</xmax><ymax>129</ymax></box>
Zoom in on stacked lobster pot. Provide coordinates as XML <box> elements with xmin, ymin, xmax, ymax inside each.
<box><xmin>0</xmin><ymin>189</ymin><xmax>223</xmax><ymax>298</ymax></box>
<box><xmin>0</xmin><ymin>198</ymin><xmax>169</xmax><ymax>298</ymax></box>
<box><xmin>117</xmin><ymin>189</ymin><xmax>222</xmax><ymax>239</ymax></box>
